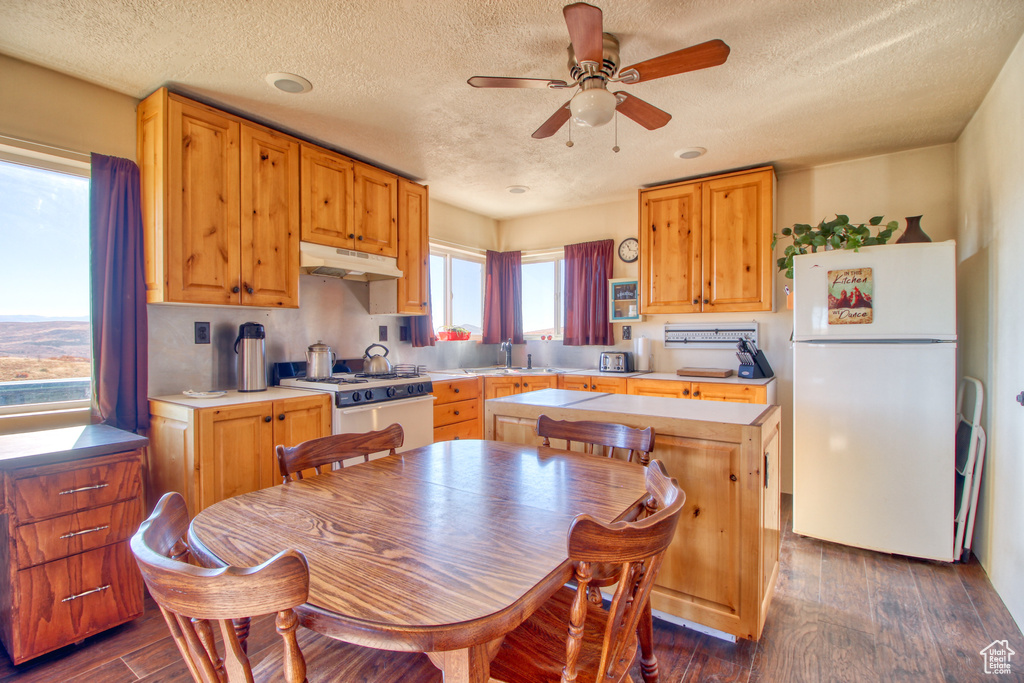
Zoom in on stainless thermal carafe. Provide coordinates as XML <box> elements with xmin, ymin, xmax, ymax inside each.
<box><xmin>234</xmin><ymin>322</ymin><xmax>267</xmax><ymax>392</ymax></box>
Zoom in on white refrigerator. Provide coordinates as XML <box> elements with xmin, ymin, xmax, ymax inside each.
<box><xmin>792</xmin><ymin>241</ymin><xmax>956</xmax><ymax>561</ymax></box>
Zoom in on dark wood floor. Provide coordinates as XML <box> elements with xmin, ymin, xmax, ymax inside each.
<box><xmin>1</xmin><ymin>495</ymin><xmax>1020</xmax><ymax>682</ymax></box>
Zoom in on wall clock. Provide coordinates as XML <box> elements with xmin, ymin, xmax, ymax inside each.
<box><xmin>618</xmin><ymin>237</ymin><xmax>639</xmax><ymax>263</ymax></box>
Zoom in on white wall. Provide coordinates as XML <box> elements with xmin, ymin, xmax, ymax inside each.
<box><xmin>955</xmin><ymin>31</ymin><xmax>1024</xmax><ymax>630</ymax></box>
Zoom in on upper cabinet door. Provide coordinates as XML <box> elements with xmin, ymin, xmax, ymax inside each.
<box><xmin>239</xmin><ymin>125</ymin><xmax>300</xmax><ymax>308</ymax></box>
<box><xmin>167</xmin><ymin>98</ymin><xmax>240</xmax><ymax>305</ymax></box>
<box><xmin>702</xmin><ymin>169</ymin><xmax>774</xmax><ymax>312</ymax></box>
<box><xmin>300</xmin><ymin>144</ymin><xmax>355</xmax><ymax>249</ymax></box>
<box><xmin>354</xmin><ymin>162</ymin><xmax>398</xmax><ymax>257</ymax></box>
<box><xmin>397</xmin><ymin>179</ymin><xmax>429</xmax><ymax>314</ymax></box>
<box><xmin>640</xmin><ymin>182</ymin><xmax>702</xmax><ymax>314</ymax></box>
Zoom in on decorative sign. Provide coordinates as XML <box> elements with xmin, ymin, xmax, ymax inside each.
<box><xmin>828</xmin><ymin>268</ymin><xmax>873</xmax><ymax>325</ymax></box>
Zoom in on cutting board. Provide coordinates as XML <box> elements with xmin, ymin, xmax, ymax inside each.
<box><xmin>677</xmin><ymin>367</ymin><xmax>734</xmax><ymax>378</ymax></box>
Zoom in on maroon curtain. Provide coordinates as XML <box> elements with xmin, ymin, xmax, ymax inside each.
<box><xmin>563</xmin><ymin>239</ymin><xmax>613</xmax><ymax>346</ymax></box>
<box><xmin>482</xmin><ymin>250</ymin><xmax>524</xmax><ymax>344</ymax></box>
<box><xmin>90</xmin><ymin>154</ymin><xmax>148</xmax><ymax>432</ymax></box>
<box><xmin>408</xmin><ymin>263</ymin><xmax>436</xmax><ymax>347</ymax></box>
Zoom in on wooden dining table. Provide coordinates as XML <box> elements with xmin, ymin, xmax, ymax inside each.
<box><xmin>187</xmin><ymin>438</ymin><xmax>650</xmax><ymax>683</ymax></box>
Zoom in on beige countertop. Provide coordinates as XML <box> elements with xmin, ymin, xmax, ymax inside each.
<box><xmin>486</xmin><ymin>388</ymin><xmax>771</xmax><ymax>426</ymax></box>
<box><xmin>434</xmin><ymin>367</ymin><xmax>772</xmax><ymax>385</ymax></box>
<box><xmin>149</xmin><ymin>386</ymin><xmax>325</xmax><ymax>408</ymax></box>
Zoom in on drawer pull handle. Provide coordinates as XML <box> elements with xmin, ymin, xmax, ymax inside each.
<box><xmin>62</xmin><ymin>585</ymin><xmax>111</xmax><ymax>602</ymax></box>
<box><xmin>58</xmin><ymin>483</ymin><xmax>108</xmax><ymax>495</ymax></box>
<box><xmin>60</xmin><ymin>525</ymin><xmax>110</xmax><ymax>539</ymax></box>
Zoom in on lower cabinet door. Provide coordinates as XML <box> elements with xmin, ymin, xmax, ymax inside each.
<box><xmin>13</xmin><ymin>542</ymin><xmax>143</xmax><ymax>663</ymax></box>
<box><xmin>198</xmin><ymin>402</ymin><xmax>275</xmax><ymax>511</ymax></box>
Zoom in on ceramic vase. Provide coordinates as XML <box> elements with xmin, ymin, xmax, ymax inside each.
<box><xmin>896</xmin><ymin>215</ymin><xmax>931</xmax><ymax>243</ymax></box>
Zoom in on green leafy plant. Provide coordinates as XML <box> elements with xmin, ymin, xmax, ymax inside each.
<box><xmin>772</xmin><ymin>215</ymin><xmax>899</xmax><ymax>279</ymax></box>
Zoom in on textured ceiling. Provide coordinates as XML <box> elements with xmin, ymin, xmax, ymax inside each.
<box><xmin>1</xmin><ymin>0</ymin><xmax>1023</xmax><ymax>219</ymax></box>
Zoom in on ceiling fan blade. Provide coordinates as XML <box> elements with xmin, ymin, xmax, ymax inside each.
<box><xmin>468</xmin><ymin>76</ymin><xmax>568</xmax><ymax>89</ymax></box>
<box><xmin>532</xmin><ymin>102</ymin><xmax>572</xmax><ymax>139</ymax></box>
<box><xmin>563</xmin><ymin>2</ymin><xmax>604</xmax><ymax>64</ymax></box>
<box><xmin>615</xmin><ymin>92</ymin><xmax>671</xmax><ymax>130</ymax></box>
<box><xmin>621</xmin><ymin>39</ymin><xmax>730</xmax><ymax>83</ymax></box>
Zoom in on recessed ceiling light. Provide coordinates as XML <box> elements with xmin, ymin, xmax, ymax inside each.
<box><xmin>265</xmin><ymin>72</ymin><xmax>313</xmax><ymax>94</ymax></box>
<box><xmin>506</xmin><ymin>185</ymin><xmax>529</xmax><ymax>194</ymax></box>
<box><xmin>675</xmin><ymin>147</ymin><xmax>707</xmax><ymax>160</ymax></box>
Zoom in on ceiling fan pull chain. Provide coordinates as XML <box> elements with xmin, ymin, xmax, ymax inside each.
<box><xmin>566</xmin><ymin>122</ymin><xmax>574</xmax><ymax>148</ymax></box>
<box><xmin>613</xmin><ymin>111</ymin><xmax>620</xmax><ymax>153</ymax></box>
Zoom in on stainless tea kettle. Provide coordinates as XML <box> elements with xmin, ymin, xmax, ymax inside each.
<box><xmin>363</xmin><ymin>343</ymin><xmax>393</xmax><ymax>375</ymax></box>
<box><xmin>305</xmin><ymin>340</ymin><xmax>335</xmax><ymax>380</ymax></box>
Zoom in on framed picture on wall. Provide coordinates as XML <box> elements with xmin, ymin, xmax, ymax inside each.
<box><xmin>609</xmin><ymin>278</ymin><xmax>641</xmax><ymax>321</ymax></box>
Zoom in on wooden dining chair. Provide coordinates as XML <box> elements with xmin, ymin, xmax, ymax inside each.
<box><xmin>132</xmin><ymin>492</ymin><xmax>440</xmax><ymax>683</ymax></box>
<box><xmin>536</xmin><ymin>415</ymin><xmax>656</xmax><ymax>465</ymax></box>
<box><xmin>275</xmin><ymin>423</ymin><xmax>405</xmax><ymax>483</ymax></box>
<box><xmin>488</xmin><ymin>460</ymin><xmax>685</xmax><ymax>683</ymax></box>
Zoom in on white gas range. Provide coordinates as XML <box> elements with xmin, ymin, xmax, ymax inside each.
<box><xmin>276</xmin><ymin>362</ymin><xmax>435</xmax><ymax>451</ymax></box>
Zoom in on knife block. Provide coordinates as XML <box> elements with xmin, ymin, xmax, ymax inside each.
<box><xmin>738</xmin><ymin>350</ymin><xmax>774</xmax><ymax>379</ymax></box>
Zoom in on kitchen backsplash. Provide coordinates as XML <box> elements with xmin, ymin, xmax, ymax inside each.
<box><xmin>147</xmin><ymin>275</ymin><xmax>772</xmax><ymax>396</ymax></box>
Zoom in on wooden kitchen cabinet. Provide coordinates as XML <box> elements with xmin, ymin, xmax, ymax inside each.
<box><xmin>354</xmin><ymin>162</ymin><xmax>398</xmax><ymax>257</ymax></box>
<box><xmin>369</xmin><ymin>178</ymin><xmax>431</xmax><ymax>315</ymax></box>
<box><xmin>627</xmin><ymin>377</ymin><xmax>769</xmax><ymax>404</ymax></box>
<box><xmin>484</xmin><ymin>394</ymin><xmax>781</xmax><ymax>640</ymax></box>
<box><xmin>639</xmin><ymin>166</ymin><xmax>774</xmax><ymax>314</ymax></box>
<box><xmin>148</xmin><ymin>391</ymin><xmax>330</xmax><ymax>517</ymax></box>
<box><xmin>559</xmin><ymin>374</ymin><xmax>628</xmax><ymax>394</ymax></box>
<box><xmin>0</xmin><ymin>449</ymin><xmax>145</xmax><ymax>663</ymax></box>
<box><xmin>138</xmin><ymin>88</ymin><xmax>300</xmax><ymax>308</ymax></box>
<box><xmin>627</xmin><ymin>377</ymin><xmax>692</xmax><ymax>398</ymax></box>
<box><xmin>483</xmin><ymin>374</ymin><xmax>559</xmax><ymax>400</ymax></box>
<box><xmin>432</xmin><ymin>377</ymin><xmax>483</xmax><ymax>442</ymax></box>
<box><xmin>300</xmin><ymin>143</ymin><xmax>356</xmax><ymax>248</ymax></box>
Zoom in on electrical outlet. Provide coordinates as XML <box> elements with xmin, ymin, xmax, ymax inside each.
<box><xmin>194</xmin><ymin>322</ymin><xmax>211</xmax><ymax>344</ymax></box>
<box><xmin>622</xmin><ymin>325</ymin><xmax>632</xmax><ymax>341</ymax></box>
<box><xmin>378</xmin><ymin>325</ymin><xmax>388</xmax><ymax>342</ymax></box>
<box><xmin>399</xmin><ymin>326</ymin><xmax>410</xmax><ymax>342</ymax></box>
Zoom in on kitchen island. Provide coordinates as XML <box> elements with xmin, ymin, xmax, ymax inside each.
<box><xmin>484</xmin><ymin>389</ymin><xmax>781</xmax><ymax>641</ymax></box>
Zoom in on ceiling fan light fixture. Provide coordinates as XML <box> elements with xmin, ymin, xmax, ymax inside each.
<box><xmin>265</xmin><ymin>72</ymin><xmax>313</xmax><ymax>94</ymax></box>
<box><xmin>570</xmin><ymin>87</ymin><xmax>617</xmax><ymax>128</ymax></box>
<box><xmin>675</xmin><ymin>147</ymin><xmax>707</xmax><ymax>160</ymax></box>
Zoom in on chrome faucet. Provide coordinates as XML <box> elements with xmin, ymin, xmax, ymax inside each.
<box><xmin>501</xmin><ymin>338</ymin><xmax>513</xmax><ymax>368</ymax></box>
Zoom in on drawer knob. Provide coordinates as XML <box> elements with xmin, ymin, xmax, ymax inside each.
<box><xmin>62</xmin><ymin>585</ymin><xmax>111</xmax><ymax>603</ymax></box>
<box><xmin>693</xmin><ymin>391</ymin><xmax>700</xmax><ymax>397</ymax></box>
<box><xmin>454</xmin><ymin>436</ymin><xmax>460</xmax><ymax>440</ymax></box>
<box><xmin>59</xmin><ymin>524</ymin><xmax>110</xmax><ymax>539</ymax></box>
<box><xmin>264</xmin><ymin>416</ymin><xmax>273</xmax><ymax>422</ymax></box>
<box><xmin>59</xmin><ymin>483</ymin><xmax>108</xmax><ymax>496</ymax></box>
<box><xmin>454</xmin><ymin>410</ymin><xmax>460</xmax><ymax>416</ymax></box>
<box><xmin>454</xmin><ymin>388</ymin><xmax>460</xmax><ymax>393</ymax></box>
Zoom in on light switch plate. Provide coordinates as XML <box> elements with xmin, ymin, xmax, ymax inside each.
<box><xmin>378</xmin><ymin>325</ymin><xmax>388</xmax><ymax>342</ymax></box>
<box><xmin>622</xmin><ymin>325</ymin><xmax>632</xmax><ymax>341</ymax></box>
<box><xmin>194</xmin><ymin>322</ymin><xmax>211</xmax><ymax>344</ymax></box>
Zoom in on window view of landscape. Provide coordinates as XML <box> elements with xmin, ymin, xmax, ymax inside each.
<box><xmin>522</xmin><ymin>260</ymin><xmax>561</xmax><ymax>337</ymax></box>
<box><xmin>430</xmin><ymin>251</ymin><xmax>483</xmax><ymax>336</ymax></box>
<box><xmin>0</xmin><ymin>159</ymin><xmax>91</xmax><ymax>407</ymax></box>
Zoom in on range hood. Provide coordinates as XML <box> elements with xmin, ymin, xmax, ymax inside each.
<box><xmin>299</xmin><ymin>242</ymin><xmax>403</xmax><ymax>281</ymax></box>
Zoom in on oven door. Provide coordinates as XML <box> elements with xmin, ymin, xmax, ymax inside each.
<box><xmin>333</xmin><ymin>394</ymin><xmax>436</xmax><ymax>456</ymax></box>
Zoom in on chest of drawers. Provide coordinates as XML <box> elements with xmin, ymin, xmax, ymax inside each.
<box><xmin>0</xmin><ymin>448</ymin><xmax>145</xmax><ymax>663</ymax></box>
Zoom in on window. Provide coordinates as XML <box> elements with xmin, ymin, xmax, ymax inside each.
<box><xmin>521</xmin><ymin>252</ymin><xmax>564</xmax><ymax>339</ymax></box>
<box><xmin>0</xmin><ymin>145</ymin><xmax>92</xmax><ymax>413</ymax></box>
<box><xmin>429</xmin><ymin>243</ymin><xmax>485</xmax><ymax>337</ymax></box>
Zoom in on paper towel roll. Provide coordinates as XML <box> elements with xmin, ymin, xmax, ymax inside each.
<box><xmin>635</xmin><ymin>336</ymin><xmax>651</xmax><ymax>371</ymax></box>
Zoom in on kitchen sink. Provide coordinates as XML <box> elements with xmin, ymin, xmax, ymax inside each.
<box><xmin>462</xmin><ymin>367</ymin><xmax>562</xmax><ymax>375</ymax></box>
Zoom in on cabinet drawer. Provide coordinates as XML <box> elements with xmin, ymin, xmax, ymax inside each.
<box><xmin>14</xmin><ymin>499</ymin><xmax>142</xmax><ymax>569</ymax></box>
<box><xmin>433</xmin><ymin>378</ymin><xmax>481</xmax><ymax>404</ymax></box>
<box><xmin>13</xmin><ymin>454</ymin><xmax>141</xmax><ymax>523</ymax></box>
<box><xmin>12</xmin><ymin>542</ymin><xmax>143</xmax><ymax>664</ymax></box>
<box><xmin>434</xmin><ymin>419</ymin><xmax>481</xmax><ymax>442</ymax></box>
<box><xmin>434</xmin><ymin>398</ymin><xmax>480</xmax><ymax>428</ymax></box>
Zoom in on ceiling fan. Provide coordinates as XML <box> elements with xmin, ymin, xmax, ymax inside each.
<box><xmin>468</xmin><ymin>2</ymin><xmax>730</xmax><ymax>140</ymax></box>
